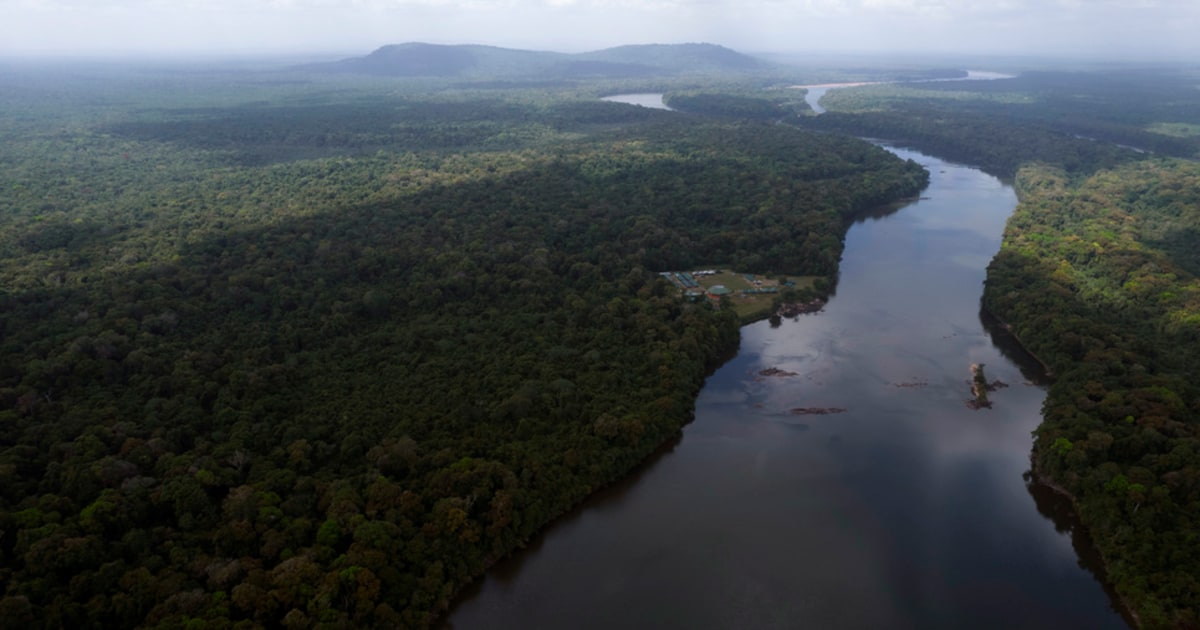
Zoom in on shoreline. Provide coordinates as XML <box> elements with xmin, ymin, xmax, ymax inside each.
<box><xmin>432</xmin><ymin>336</ymin><xmax>741</xmax><ymax>628</ymax></box>
<box><xmin>987</xmin><ymin>284</ymin><xmax>1142</xmax><ymax>628</ymax></box>
<box><xmin>1027</xmin><ymin>458</ymin><xmax>1143</xmax><ymax>629</ymax></box>
<box><xmin>437</xmin><ymin>276</ymin><xmax>831</xmax><ymax>625</ymax></box>
<box><xmin>980</xmin><ymin>267</ymin><xmax>1142</xmax><ymax>627</ymax></box>
<box><xmin>979</xmin><ymin>305</ymin><xmax>1056</xmax><ymax>380</ymax></box>
<box><xmin>983</xmin><ymin>300</ymin><xmax>1142</xmax><ymax>628</ymax></box>
<box><xmin>435</xmin><ymin>287</ymin><xmax>830</xmax><ymax>626</ymax></box>
<box><xmin>432</xmin><ymin>427</ymin><xmax>697</xmax><ymax>626</ymax></box>
<box><xmin>439</xmin><ymin>136</ymin><xmax>1121</xmax><ymax>630</ymax></box>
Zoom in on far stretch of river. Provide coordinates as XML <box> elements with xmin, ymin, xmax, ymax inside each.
<box><xmin>600</xmin><ymin>92</ymin><xmax>674</xmax><ymax>110</ymax></box>
<box><xmin>796</xmin><ymin>70</ymin><xmax>1016</xmax><ymax>114</ymax></box>
<box><xmin>448</xmin><ymin>99</ymin><xmax>1128</xmax><ymax>628</ymax></box>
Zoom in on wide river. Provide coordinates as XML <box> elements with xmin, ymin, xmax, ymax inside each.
<box><xmin>448</xmin><ymin>128</ymin><xmax>1129</xmax><ymax>627</ymax></box>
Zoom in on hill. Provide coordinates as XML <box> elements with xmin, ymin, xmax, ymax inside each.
<box><xmin>313</xmin><ymin>43</ymin><xmax>561</xmax><ymax>78</ymax></box>
<box><xmin>576</xmin><ymin>43</ymin><xmax>770</xmax><ymax>74</ymax></box>
<box><xmin>308</xmin><ymin>42</ymin><xmax>773</xmax><ymax>79</ymax></box>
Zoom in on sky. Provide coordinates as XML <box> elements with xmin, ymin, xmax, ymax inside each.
<box><xmin>2</xmin><ymin>0</ymin><xmax>1198</xmax><ymax>60</ymax></box>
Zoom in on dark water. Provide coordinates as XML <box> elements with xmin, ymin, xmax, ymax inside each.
<box><xmin>448</xmin><ymin>148</ymin><xmax>1128</xmax><ymax>629</ymax></box>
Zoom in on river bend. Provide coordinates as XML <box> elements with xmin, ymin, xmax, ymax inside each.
<box><xmin>448</xmin><ymin>143</ymin><xmax>1127</xmax><ymax>629</ymax></box>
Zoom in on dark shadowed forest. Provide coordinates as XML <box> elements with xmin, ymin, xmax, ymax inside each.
<box><xmin>0</xmin><ymin>62</ymin><xmax>927</xmax><ymax>627</ymax></box>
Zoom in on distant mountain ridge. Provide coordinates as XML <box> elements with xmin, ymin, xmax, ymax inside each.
<box><xmin>307</xmin><ymin>42</ymin><xmax>773</xmax><ymax>79</ymax></box>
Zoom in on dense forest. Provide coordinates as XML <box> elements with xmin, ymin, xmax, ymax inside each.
<box><xmin>796</xmin><ymin>68</ymin><xmax>1200</xmax><ymax>628</ymax></box>
<box><xmin>842</xmin><ymin>69</ymin><xmax>1200</xmax><ymax>159</ymax></box>
<box><xmin>8</xmin><ymin>54</ymin><xmax>1200</xmax><ymax>629</ymax></box>
<box><xmin>985</xmin><ymin>161</ymin><xmax>1200</xmax><ymax>628</ymax></box>
<box><xmin>663</xmin><ymin>91</ymin><xmax>802</xmax><ymax>120</ymax></box>
<box><xmin>0</xmin><ymin>67</ymin><xmax>927</xmax><ymax>627</ymax></box>
<box><xmin>800</xmin><ymin>68</ymin><xmax>1200</xmax><ymax>177</ymax></box>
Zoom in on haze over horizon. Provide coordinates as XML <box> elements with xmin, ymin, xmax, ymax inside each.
<box><xmin>2</xmin><ymin>0</ymin><xmax>1197</xmax><ymax>62</ymax></box>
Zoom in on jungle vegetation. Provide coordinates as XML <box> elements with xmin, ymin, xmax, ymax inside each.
<box><xmin>0</xmin><ymin>64</ymin><xmax>928</xmax><ymax>627</ymax></box>
<box><xmin>985</xmin><ymin>159</ymin><xmax>1200</xmax><ymax>628</ymax></box>
<box><xmin>8</xmin><ymin>52</ymin><xmax>1200</xmax><ymax>629</ymax></box>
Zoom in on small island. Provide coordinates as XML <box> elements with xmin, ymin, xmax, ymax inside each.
<box><xmin>758</xmin><ymin>367</ymin><xmax>799</xmax><ymax>378</ymax></box>
<box><xmin>790</xmin><ymin>407</ymin><xmax>848</xmax><ymax>415</ymax></box>
<box><xmin>968</xmin><ymin>363</ymin><xmax>1009</xmax><ymax>409</ymax></box>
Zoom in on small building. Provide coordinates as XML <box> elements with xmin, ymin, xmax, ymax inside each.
<box><xmin>707</xmin><ymin>284</ymin><xmax>732</xmax><ymax>304</ymax></box>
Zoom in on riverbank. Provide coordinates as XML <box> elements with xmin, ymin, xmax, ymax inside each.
<box><xmin>985</xmin><ymin>302</ymin><xmax>1168</xmax><ymax>629</ymax></box>
<box><xmin>983</xmin><ymin>277</ymin><xmax>1134</xmax><ymax>628</ymax></box>
<box><xmin>976</xmin><ymin>160</ymin><xmax>1200</xmax><ymax>627</ymax></box>
<box><xmin>435</xmin><ymin>434</ymin><xmax>697</xmax><ymax>620</ymax></box>
<box><xmin>448</xmin><ymin>142</ymin><xmax>1128</xmax><ymax>630</ymax></box>
<box><xmin>1028</xmin><ymin>459</ymin><xmax>1143</xmax><ymax>629</ymax></box>
<box><xmin>436</xmin><ymin>276</ymin><xmax>824</xmax><ymax>624</ymax></box>
<box><xmin>1000</xmin><ymin>325</ymin><xmax>1145</xmax><ymax>630</ymax></box>
<box><xmin>979</xmin><ymin>306</ymin><xmax>1056</xmax><ymax>379</ymax></box>
<box><xmin>432</xmin><ymin>328</ymin><xmax>741</xmax><ymax>627</ymax></box>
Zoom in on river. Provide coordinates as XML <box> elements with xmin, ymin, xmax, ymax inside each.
<box><xmin>447</xmin><ymin>127</ymin><xmax>1128</xmax><ymax>628</ymax></box>
<box><xmin>600</xmin><ymin>92</ymin><xmax>674</xmax><ymax>110</ymax></box>
<box><xmin>796</xmin><ymin>70</ymin><xmax>1017</xmax><ymax>114</ymax></box>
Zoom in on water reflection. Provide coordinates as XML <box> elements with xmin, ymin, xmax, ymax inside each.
<box><xmin>978</xmin><ymin>306</ymin><xmax>1051</xmax><ymax>384</ymax></box>
<box><xmin>850</xmin><ymin>199</ymin><xmax>911</xmax><ymax>223</ymax></box>
<box><xmin>456</xmin><ymin>432</ymin><xmax>687</xmax><ymax>590</ymax></box>
<box><xmin>1025</xmin><ymin>478</ymin><xmax>1137</xmax><ymax>627</ymax></box>
<box><xmin>448</xmin><ymin>147</ymin><xmax>1128</xmax><ymax>630</ymax></box>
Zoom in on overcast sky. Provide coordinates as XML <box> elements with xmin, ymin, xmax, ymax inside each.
<box><xmin>2</xmin><ymin>0</ymin><xmax>1197</xmax><ymax>60</ymax></box>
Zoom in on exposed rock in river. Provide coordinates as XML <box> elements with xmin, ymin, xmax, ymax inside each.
<box><xmin>967</xmin><ymin>363</ymin><xmax>1009</xmax><ymax>409</ymax></box>
<box><xmin>758</xmin><ymin>367</ymin><xmax>798</xmax><ymax>378</ymax></box>
<box><xmin>790</xmin><ymin>407</ymin><xmax>847</xmax><ymax>415</ymax></box>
